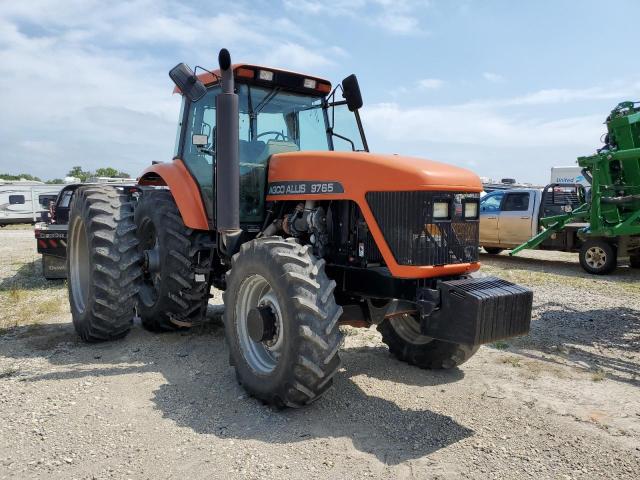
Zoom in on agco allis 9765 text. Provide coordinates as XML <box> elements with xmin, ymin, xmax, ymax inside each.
<box><xmin>66</xmin><ymin>48</ymin><xmax>533</xmax><ymax>407</ymax></box>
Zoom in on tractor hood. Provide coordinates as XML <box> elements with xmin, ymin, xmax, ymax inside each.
<box><xmin>266</xmin><ymin>151</ymin><xmax>482</xmax><ymax>200</ymax></box>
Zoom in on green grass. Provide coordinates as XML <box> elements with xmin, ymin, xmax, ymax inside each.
<box><xmin>591</xmin><ymin>368</ymin><xmax>606</xmax><ymax>382</ymax></box>
<box><xmin>491</xmin><ymin>340</ymin><xmax>510</xmax><ymax>350</ymax></box>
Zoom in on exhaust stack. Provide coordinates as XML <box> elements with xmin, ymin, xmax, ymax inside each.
<box><xmin>215</xmin><ymin>48</ymin><xmax>240</xmax><ymax>241</ymax></box>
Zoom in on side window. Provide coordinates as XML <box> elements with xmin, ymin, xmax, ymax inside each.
<box><xmin>9</xmin><ymin>195</ymin><xmax>25</xmax><ymax>205</ymax></box>
<box><xmin>58</xmin><ymin>191</ymin><xmax>73</xmax><ymax>208</ymax></box>
<box><xmin>331</xmin><ymin>105</ymin><xmax>364</xmax><ymax>152</ymax></box>
<box><xmin>39</xmin><ymin>194</ymin><xmax>57</xmax><ymax>208</ymax></box>
<box><xmin>181</xmin><ymin>88</ymin><xmax>219</xmax><ymax>217</ymax></box>
<box><xmin>502</xmin><ymin>192</ymin><xmax>530</xmax><ymax>212</ymax></box>
<box><xmin>480</xmin><ymin>192</ymin><xmax>504</xmax><ymax>213</ymax></box>
<box><xmin>298</xmin><ymin>106</ymin><xmax>329</xmax><ymax>150</ymax></box>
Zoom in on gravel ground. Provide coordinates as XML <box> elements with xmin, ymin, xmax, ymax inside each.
<box><xmin>1</xmin><ymin>228</ymin><xmax>639</xmax><ymax>479</ymax></box>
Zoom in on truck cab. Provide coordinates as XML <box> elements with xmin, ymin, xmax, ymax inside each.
<box><xmin>480</xmin><ymin>189</ymin><xmax>540</xmax><ymax>250</ymax></box>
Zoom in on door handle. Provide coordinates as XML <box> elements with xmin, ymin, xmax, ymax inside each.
<box><xmin>486</xmin><ymin>216</ymin><xmax>497</xmax><ymax>219</ymax></box>
<box><xmin>520</xmin><ymin>216</ymin><xmax>530</xmax><ymax>219</ymax></box>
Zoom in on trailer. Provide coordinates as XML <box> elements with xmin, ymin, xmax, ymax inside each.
<box><xmin>0</xmin><ymin>181</ymin><xmax>64</xmax><ymax>226</ymax></box>
<box><xmin>511</xmin><ymin>102</ymin><xmax>640</xmax><ymax>274</ymax></box>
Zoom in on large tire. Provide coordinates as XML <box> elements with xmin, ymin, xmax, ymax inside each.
<box><xmin>67</xmin><ymin>186</ymin><xmax>141</xmax><ymax>342</ymax></box>
<box><xmin>579</xmin><ymin>239</ymin><xmax>617</xmax><ymax>275</ymax></box>
<box><xmin>378</xmin><ymin>314</ymin><xmax>478</xmax><ymax>369</ymax></box>
<box><xmin>224</xmin><ymin>237</ymin><xmax>343</xmax><ymax>407</ymax></box>
<box><xmin>134</xmin><ymin>189</ymin><xmax>211</xmax><ymax>331</ymax></box>
<box><xmin>483</xmin><ymin>247</ymin><xmax>503</xmax><ymax>255</ymax></box>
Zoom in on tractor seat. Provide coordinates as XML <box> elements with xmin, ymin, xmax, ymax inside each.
<box><xmin>256</xmin><ymin>140</ymin><xmax>299</xmax><ymax>164</ymax></box>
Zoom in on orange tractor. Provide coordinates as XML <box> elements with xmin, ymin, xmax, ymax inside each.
<box><xmin>67</xmin><ymin>49</ymin><xmax>532</xmax><ymax>407</ymax></box>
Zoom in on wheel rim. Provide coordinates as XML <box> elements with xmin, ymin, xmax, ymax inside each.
<box><xmin>585</xmin><ymin>246</ymin><xmax>607</xmax><ymax>269</ymax></box>
<box><xmin>389</xmin><ymin>314</ymin><xmax>433</xmax><ymax>345</ymax></box>
<box><xmin>236</xmin><ymin>274</ymin><xmax>284</xmax><ymax>374</ymax></box>
<box><xmin>138</xmin><ymin>218</ymin><xmax>161</xmax><ymax>307</ymax></box>
<box><xmin>69</xmin><ymin>216</ymin><xmax>90</xmax><ymax>314</ymax></box>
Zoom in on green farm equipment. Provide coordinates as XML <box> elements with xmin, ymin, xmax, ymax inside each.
<box><xmin>512</xmin><ymin>101</ymin><xmax>640</xmax><ymax>274</ymax></box>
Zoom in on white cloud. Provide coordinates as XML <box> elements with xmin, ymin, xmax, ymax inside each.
<box><xmin>483</xmin><ymin>72</ymin><xmax>505</xmax><ymax>83</ymax></box>
<box><xmin>0</xmin><ymin>1</ymin><xmax>344</xmax><ymax>179</ymax></box>
<box><xmin>263</xmin><ymin>43</ymin><xmax>334</xmax><ymax>70</ymax></box>
<box><xmin>418</xmin><ymin>78</ymin><xmax>443</xmax><ymax>89</ymax></box>
<box><xmin>363</xmin><ymin>101</ymin><xmax>604</xmax><ymax>148</ymax></box>
<box><xmin>283</xmin><ymin>0</ymin><xmax>429</xmax><ymax>35</ymax></box>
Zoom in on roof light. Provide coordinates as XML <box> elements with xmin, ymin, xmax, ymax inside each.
<box><xmin>236</xmin><ymin>67</ymin><xmax>254</xmax><ymax>79</ymax></box>
<box><xmin>258</xmin><ymin>70</ymin><xmax>274</xmax><ymax>81</ymax></box>
<box><xmin>317</xmin><ymin>82</ymin><xmax>331</xmax><ymax>93</ymax></box>
<box><xmin>303</xmin><ymin>78</ymin><xmax>317</xmax><ymax>89</ymax></box>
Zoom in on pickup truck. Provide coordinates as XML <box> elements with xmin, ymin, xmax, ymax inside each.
<box><xmin>35</xmin><ymin>183</ymin><xmax>137</xmax><ymax>279</ymax></box>
<box><xmin>479</xmin><ymin>184</ymin><xmax>591</xmax><ymax>262</ymax></box>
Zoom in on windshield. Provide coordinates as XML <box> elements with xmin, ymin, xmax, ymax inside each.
<box><xmin>238</xmin><ymin>85</ymin><xmax>328</xmax><ymax>155</ymax></box>
<box><xmin>237</xmin><ymin>84</ymin><xmax>365</xmax><ymax>156</ymax></box>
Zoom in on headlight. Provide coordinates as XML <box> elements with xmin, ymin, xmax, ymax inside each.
<box><xmin>464</xmin><ymin>201</ymin><xmax>479</xmax><ymax>219</ymax></box>
<box><xmin>433</xmin><ymin>201</ymin><xmax>450</xmax><ymax>219</ymax></box>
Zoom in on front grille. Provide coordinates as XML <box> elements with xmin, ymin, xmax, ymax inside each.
<box><xmin>366</xmin><ymin>191</ymin><xmax>479</xmax><ymax>266</ymax></box>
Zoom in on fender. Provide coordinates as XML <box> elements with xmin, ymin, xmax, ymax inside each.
<box><xmin>138</xmin><ymin>159</ymin><xmax>209</xmax><ymax>230</ymax></box>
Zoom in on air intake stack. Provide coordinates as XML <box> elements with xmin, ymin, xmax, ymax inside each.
<box><xmin>215</xmin><ymin>48</ymin><xmax>241</xmax><ymax>249</ymax></box>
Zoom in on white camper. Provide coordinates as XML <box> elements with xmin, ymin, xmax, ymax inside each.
<box><xmin>550</xmin><ymin>166</ymin><xmax>590</xmax><ymax>187</ymax></box>
<box><xmin>0</xmin><ymin>181</ymin><xmax>64</xmax><ymax>226</ymax></box>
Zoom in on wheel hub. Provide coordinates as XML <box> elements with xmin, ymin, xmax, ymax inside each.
<box><xmin>247</xmin><ymin>304</ymin><xmax>277</xmax><ymax>343</ymax></box>
<box><xmin>143</xmin><ymin>248</ymin><xmax>160</xmax><ymax>273</ymax></box>
<box><xmin>586</xmin><ymin>246</ymin><xmax>606</xmax><ymax>268</ymax></box>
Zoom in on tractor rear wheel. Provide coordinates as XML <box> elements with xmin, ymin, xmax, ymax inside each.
<box><xmin>579</xmin><ymin>239</ymin><xmax>617</xmax><ymax>275</ymax></box>
<box><xmin>134</xmin><ymin>189</ymin><xmax>211</xmax><ymax>331</ymax></box>
<box><xmin>67</xmin><ymin>186</ymin><xmax>141</xmax><ymax>342</ymax></box>
<box><xmin>378</xmin><ymin>314</ymin><xmax>478</xmax><ymax>369</ymax></box>
<box><xmin>224</xmin><ymin>237</ymin><xmax>343</xmax><ymax>407</ymax></box>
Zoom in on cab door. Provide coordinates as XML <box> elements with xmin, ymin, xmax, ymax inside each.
<box><xmin>480</xmin><ymin>191</ymin><xmax>504</xmax><ymax>245</ymax></box>
<box><xmin>498</xmin><ymin>191</ymin><xmax>533</xmax><ymax>246</ymax></box>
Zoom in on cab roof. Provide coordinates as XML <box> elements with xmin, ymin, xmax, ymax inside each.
<box><xmin>172</xmin><ymin>63</ymin><xmax>332</xmax><ymax>96</ymax></box>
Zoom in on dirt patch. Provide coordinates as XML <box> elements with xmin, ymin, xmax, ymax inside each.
<box><xmin>1</xmin><ymin>232</ymin><xmax>639</xmax><ymax>479</ymax></box>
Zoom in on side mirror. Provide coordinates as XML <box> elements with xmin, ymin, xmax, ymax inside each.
<box><xmin>341</xmin><ymin>74</ymin><xmax>363</xmax><ymax>112</ymax></box>
<box><xmin>169</xmin><ymin>63</ymin><xmax>207</xmax><ymax>102</ymax></box>
<box><xmin>192</xmin><ymin>134</ymin><xmax>208</xmax><ymax>146</ymax></box>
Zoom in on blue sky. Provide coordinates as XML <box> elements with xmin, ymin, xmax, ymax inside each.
<box><xmin>1</xmin><ymin>0</ymin><xmax>640</xmax><ymax>183</ymax></box>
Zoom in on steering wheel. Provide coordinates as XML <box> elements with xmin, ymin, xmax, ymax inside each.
<box><xmin>256</xmin><ymin>131</ymin><xmax>290</xmax><ymax>142</ymax></box>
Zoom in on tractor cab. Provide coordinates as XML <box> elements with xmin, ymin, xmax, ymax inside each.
<box><xmin>171</xmin><ymin>62</ymin><xmax>367</xmax><ymax>228</ymax></box>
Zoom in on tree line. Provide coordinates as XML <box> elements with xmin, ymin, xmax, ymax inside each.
<box><xmin>0</xmin><ymin>166</ymin><xmax>130</xmax><ymax>184</ymax></box>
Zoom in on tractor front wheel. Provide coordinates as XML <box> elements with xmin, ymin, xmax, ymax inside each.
<box><xmin>579</xmin><ymin>239</ymin><xmax>617</xmax><ymax>275</ymax></box>
<box><xmin>67</xmin><ymin>186</ymin><xmax>141</xmax><ymax>342</ymax></box>
<box><xmin>224</xmin><ymin>237</ymin><xmax>343</xmax><ymax>407</ymax></box>
<box><xmin>378</xmin><ymin>314</ymin><xmax>478</xmax><ymax>369</ymax></box>
<box><xmin>629</xmin><ymin>254</ymin><xmax>640</xmax><ymax>269</ymax></box>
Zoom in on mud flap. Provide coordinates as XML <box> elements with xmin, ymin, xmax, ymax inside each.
<box><xmin>42</xmin><ymin>254</ymin><xmax>67</xmax><ymax>279</ymax></box>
